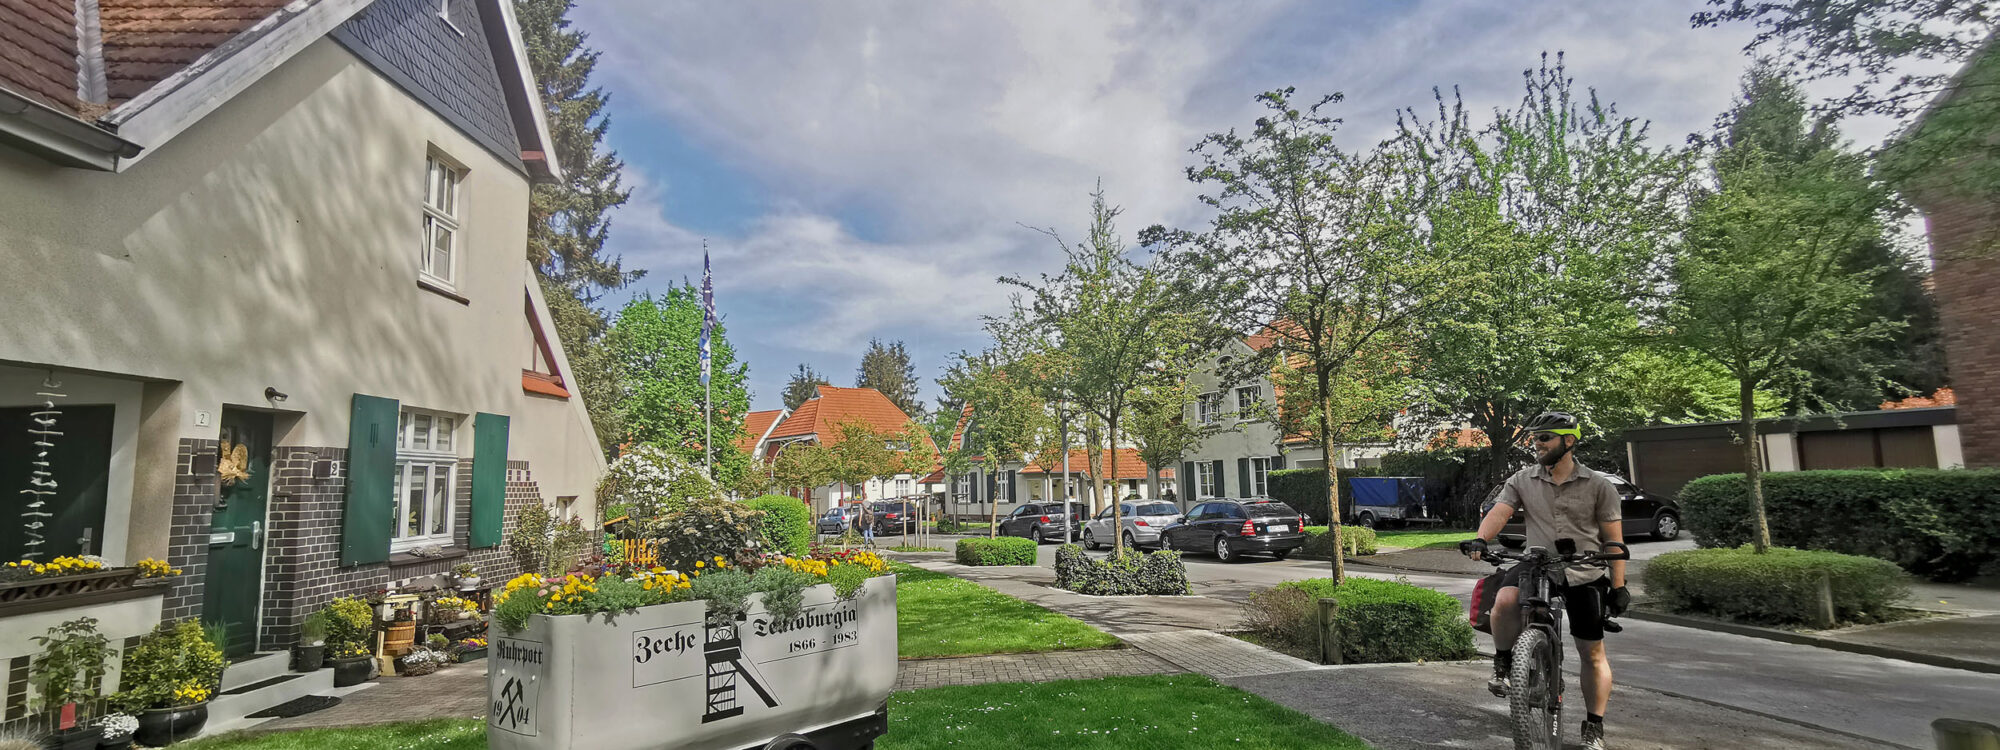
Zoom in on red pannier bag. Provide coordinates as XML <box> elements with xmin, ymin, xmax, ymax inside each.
<box><xmin>1469</xmin><ymin>568</ymin><xmax>1506</xmax><ymax>634</ymax></box>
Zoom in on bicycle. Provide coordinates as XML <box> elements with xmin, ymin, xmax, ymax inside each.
<box><xmin>1480</xmin><ymin>538</ymin><xmax>1630</xmax><ymax>750</ymax></box>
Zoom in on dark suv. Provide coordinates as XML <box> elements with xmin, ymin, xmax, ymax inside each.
<box><xmin>1158</xmin><ymin>499</ymin><xmax>1305</xmax><ymax>562</ymax></box>
<box><xmin>998</xmin><ymin>502</ymin><xmax>1088</xmax><ymax>543</ymax></box>
<box><xmin>1480</xmin><ymin>474</ymin><xmax>1683</xmax><ymax>543</ymax></box>
<box><xmin>868</xmin><ymin>500</ymin><xmax>919</xmax><ymax>535</ymax></box>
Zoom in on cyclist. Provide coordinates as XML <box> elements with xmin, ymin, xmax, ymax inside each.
<box><xmin>1460</xmin><ymin>411</ymin><xmax>1631</xmax><ymax>750</ymax></box>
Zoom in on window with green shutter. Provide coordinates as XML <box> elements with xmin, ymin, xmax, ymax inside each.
<box><xmin>470</xmin><ymin>413</ymin><xmax>510</xmax><ymax>548</ymax></box>
<box><xmin>342</xmin><ymin>394</ymin><xmax>399</xmax><ymax>565</ymax></box>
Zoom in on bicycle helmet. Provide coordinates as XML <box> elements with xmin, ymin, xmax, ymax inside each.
<box><xmin>1524</xmin><ymin>411</ymin><xmax>1581</xmax><ymax>465</ymax></box>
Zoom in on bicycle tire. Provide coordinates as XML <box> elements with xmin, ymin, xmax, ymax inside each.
<box><xmin>1508</xmin><ymin>628</ymin><xmax>1562</xmax><ymax>750</ymax></box>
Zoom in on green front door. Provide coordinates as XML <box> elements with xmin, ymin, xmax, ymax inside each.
<box><xmin>203</xmin><ymin>410</ymin><xmax>272</xmax><ymax>657</ymax></box>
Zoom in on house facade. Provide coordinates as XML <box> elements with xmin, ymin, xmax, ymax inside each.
<box><xmin>751</xmin><ymin>386</ymin><xmax>938</xmax><ymax>512</ymax></box>
<box><xmin>1175</xmin><ymin>337</ymin><xmax>1390</xmax><ymax>505</ymax></box>
<box><xmin>0</xmin><ymin>0</ymin><xmax>606</xmax><ymax>715</ymax></box>
<box><xmin>945</xmin><ymin>405</ymin><xmax>1175</xmax><ymax>520</ymax></box>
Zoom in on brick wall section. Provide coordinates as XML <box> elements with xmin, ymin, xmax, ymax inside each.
<box><xmin>164</xmin><ymin>438</ymin><xmax>221</xmax><ymax>623</ymax></box>
<box><xmin>1924</xmin><ymin>194</ymin><xmax>1998</xmax><ymax>468</ymax></box>
<box><xmin>253</xmin><ymin>451</ymin><xmax>542</xmax><ymax>650</ymax></box>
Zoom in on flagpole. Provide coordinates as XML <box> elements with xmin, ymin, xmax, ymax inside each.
<box><xmin>701</xmin><ymin>241</ymin><xmax>715</xmax><ymax>484</ymax></box>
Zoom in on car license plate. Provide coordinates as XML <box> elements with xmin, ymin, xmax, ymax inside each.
<box><xmin>1267</xmin><ymin>524</ymin><xmax>1289</xmax><ymax>533</ymax></box>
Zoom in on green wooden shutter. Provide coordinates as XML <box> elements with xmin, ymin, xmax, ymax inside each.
<box><xmin>342</xmin><ymin>394</ymin><xmax>399</xmax><ymax>565</ymax></box>
<box><xmin>1272</xmin><ymin>454</ymin><xmax>1286</xmax><ymax>470</ymax></box>
<box><xmin>1181</xmin><ymin>461</ymin><xmax>1196</xmax><ymax>500</ymax></box>
<box><xmin>470</xmin><ymin>413</ymin><xmax>510</xmax><ymax>548</ymax></box>
<box><xmin>1238</xmin><ymin>457</ymin><xmax>1251</xmax><ymax>497</ymax></box>
<box><xmin>1007</xmin><ymin>470</ymin><xmax>1018</xmax><ymax>503</ymax></box>
<box><xmin>1212</xmin><ymin>461</ymin><xmax>1226</xmax><ymax>497</ymax></box>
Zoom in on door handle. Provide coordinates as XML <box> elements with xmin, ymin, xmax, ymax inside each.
<box><xmin>251</xmin><ymin>521</ymin><xmax>264</xmax><ymax>550</ymax></box>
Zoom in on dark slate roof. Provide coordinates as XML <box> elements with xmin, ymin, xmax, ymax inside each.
<box><xmin>331</xmin><ymin>0</ymin><xmax>523</xmax><ymax>172</ymax></box>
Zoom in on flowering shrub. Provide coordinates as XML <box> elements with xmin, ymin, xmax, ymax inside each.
<box><xmin>95</xmin><ymin>713</ymin><xmax>137</xmax><ymax>740</ymax></box>
<box><xmin>2</xmin><ymin>555</ymin><xmax>105</xmax><ymax>580</ymax></box>
<box><xmin>134</xmin><ymin>558</ymin><xmax>181</xmax><ymax>579</ymax></box>
<box><xmin>321</xmin><ymin>597</ymin><xmax>376</xmax><ymax>658</ymax></box>
<box><xmin>112</xmin><ymin>622</ymin><xmax>223</xmax><ymax>710</ymax></box>
<box><xmin>640</xmin><ymin>498</ymin><xmax>766</xmax><ymax>572</ymax></box>
<box><xmin>491</xmin><ymin>552</ymin><xmax>895</xmax><ymax>634</ymax></box>
<box><xmin>598</xmin><ymin>444</ymin><xmax>715</xmax><ymax>517</ymax></box>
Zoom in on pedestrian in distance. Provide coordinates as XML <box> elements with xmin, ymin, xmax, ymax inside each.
<box><xmin>859</xmin><ymin>504</ymin><xmax>876</xmax><ymax>548</ymax></box>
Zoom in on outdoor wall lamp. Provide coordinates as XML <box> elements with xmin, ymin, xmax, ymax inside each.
<box><xmin>264</xmin><ymin>386</ymin><xmax>289</xmax><ymax>402</ymax></box>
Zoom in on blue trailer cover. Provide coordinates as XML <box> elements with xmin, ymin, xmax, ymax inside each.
<box><xmin>1351</xmin><ymin>477</ymin><xmax>1424</xmax><ymax>507</ymax></box>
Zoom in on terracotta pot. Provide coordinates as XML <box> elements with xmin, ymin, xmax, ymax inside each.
<box><xmin>332</xmin><ymin>656</ymin><xmax>373</xmax><ymax>687</ymax></box>
<box><xmin>134</xmin><ymin>703</ymin><xmax>207</xmax><ymax>747</ymax></box>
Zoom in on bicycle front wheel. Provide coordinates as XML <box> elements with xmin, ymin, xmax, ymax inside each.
<box><xmin>1508</xmin><ymin>628</ymin><xmax>1562</xmax><ymax>750</ymax></box>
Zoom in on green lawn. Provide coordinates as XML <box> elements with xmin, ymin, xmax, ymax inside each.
<box><xmin>184</xmin><ymin>676</ymin><xmax>1365</xmax><ymax>750</ymax></box>
<box><xmin>1373</xmin><ymin>528</ymin><xmax>1477</xmax><ymax>550</ymax></box>
<box><xmin>882</xmin><ymin>544</ymin><xmax>946</xmax><ymax>552</ymax></box>
<box><xmin>893</xmin><ymin>562</ymin><xmax>1119</xmax><ymax>657</ymax></box>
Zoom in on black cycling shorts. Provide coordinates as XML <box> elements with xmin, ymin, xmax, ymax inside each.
<box><xmin>1496</xmin><ymin>565</ymin><xmax>1611</xmax><ymax>641</ymax></box>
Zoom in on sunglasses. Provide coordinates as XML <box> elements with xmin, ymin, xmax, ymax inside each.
<box><xmin>1532</xmin><ymin>433</ymin><xmax>1563</xmax><ymax>444</ymax></box>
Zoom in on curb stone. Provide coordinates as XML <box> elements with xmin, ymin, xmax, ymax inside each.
<box><xmin>1625</xmin><ymin>608</ymin><xmax>2000</xmax><ymax>676</ymax></box>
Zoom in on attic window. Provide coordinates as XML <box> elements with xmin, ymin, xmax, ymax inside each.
<box><xmin>437</xmin><ymin>0</ymin><xmax>465</xmax><ymax>36</ymax></box>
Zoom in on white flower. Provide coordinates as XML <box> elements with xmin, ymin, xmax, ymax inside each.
<box><xmin>96</xmin><ymin>713</ymin><xmax>138</xmax><ymax>739</ymax></box>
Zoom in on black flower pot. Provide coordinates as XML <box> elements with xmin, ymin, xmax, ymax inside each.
<box><xmin>98</xmin><ymin>733</ymin><xmax>133</xmax><ymax>750</ymax></box>
<box><xmin>332</xmin><ymin>656</ymin><xmax>374</xmax><ymax>687</ymax></box>
<box><xmin>55</xmin><ymin>727</ymin><xmax>97</xmax><ymax>750</ymax></box>
<box><xmin>134</xmin><ymin>703</ymin><xmax>207</xmax><ymax>747</ymax></box>
<box><xmin>292</xmin><ymin>644</ymin><xmax>326</xmax><ymax>672</ymax></box>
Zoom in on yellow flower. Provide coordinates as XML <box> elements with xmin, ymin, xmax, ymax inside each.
<box><xmin>694</xmin><ymin>561</ymin><xmax>704</xmax><ymax>568</ymax></box>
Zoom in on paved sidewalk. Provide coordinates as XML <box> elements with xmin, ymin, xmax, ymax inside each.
<box><xmin>895</xmin><ymin>648</ymin><xmax>1179</xmax><ymax>690</ymax></box>
<box><xmin>1119</xmin><ymin>630</ymin><xmax>1320</xmax><ymax>679</ymax></box>
<box><xmin>254</xmin><ymin>664</ymin><xmax>488</xmax><ymax>731</ymax></box>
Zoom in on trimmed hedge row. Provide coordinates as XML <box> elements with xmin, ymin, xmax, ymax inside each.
<box><xmin>1053</xmin><ymin>545</ymin><xmax>1192</xmax><ymax>595</ymax></box>
<box><xmin>1645</xmin><ymin>546</ymin><xmax>1911</xmax><ymax>626</ymax></box>
<box><xmin>955</xmin><ymin>537</ymin><xmax>1039</xmax><ymax>566</ymax></box>
<box><xmin>746</xmin><ymin>494</ymin><xmax>814</xmax><ymax>556</ymax></box>
<box><xmin>1243</xmin><ymin>577</ymin><xmax>1475</xmax><ymax>664</ymax></box>
<box><xmin>1300</xmin><ymin>525</ymin><xmax>1377</xmax><ymax>558</ymax></box>
<box><xmin>1680</xmin><ymin>469</ymin><xmax>2000</xmax><ymax>581</ymax></box>
<box><xmin>1269</xmin><ymin>467</ymin><xmax>1381</xmax><ymax>524</ymax></box>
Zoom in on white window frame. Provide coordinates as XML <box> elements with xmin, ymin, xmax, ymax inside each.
<box><xmin>392</xmin><ymin>407</ymin><xmax>461</xmax><ymax>551</ymax></box>
<box><xmin>1249</xmin><ymin>457</ymin><xmax>1272</xmax><ymax>497</ymax></box>
<box><xmin>1198</xmin><ymin>393</ymin><xmax>1221</xmax><ymax>424</ymax></box>
<box><xmin>421</xmin><ymin>152</ymin><xmax>465</xmax><ymax>289</ymax></box>
<box><xmin>1196</xmin><ymin>462</ymin><xmax>1217</xmax><ymax>498</ymax></box>
<box><xmin>1236</xmin><ymin>386</ymin><xmax>1262</xmax><ymax>418</ymax></box>
<box><xmin>896</xmin><ymin>478</ymin><xmax>911</xmax><ymax>496</ymax></box>
<box><xmin>997</xmin><ymin>470</ymin><xmax>1015</xmax><ymax>502</ymax></box>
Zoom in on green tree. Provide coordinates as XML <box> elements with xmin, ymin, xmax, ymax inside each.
<box><xmin>1124</xmin><ymin>378</ymin><xmax>1213</xmax><ymax>501</ymax></box>
<box><xmin>542</xmin><ymin>278</ymin><xmax>624</xmax><ymax>455</ymax></box>
<box><xmin>607</xmin><ymin>287</ymin><xmax>752</xmax><ymax>487</ymax></box>
<box><xmin>857</xmin><ymin>339</ymin><xmax>925</xmax><ymax>421</ymax></box>
<box><xmin>1001</xmin><ymin>186</ymin><xmax>1202</xmax><ymax>557</ymax></box>
<box><xmin>822</xmin><ymin>419</ymin><xmax>928</xmax><ymax>503</ymax></box>
<box><xmin>1147</xmin><ymin>89</ymin><xmax>1474</xmax><ymax>580</ymax></box>
<box><xmin>1269</xmin><ymin>334</ymin><xmax>1413</xmax><ymax>464</ymax></box>
<box><xmin>1667</xmin><ymin>69</ymin><xmax>1902</xmax><ymax>553</ymax></box>
<box><xmin>771</xmin><ymin>441</ymin><xmax>833</xmax><ymax>500</ymax></box>
<box><xmin>1390</xmin><ymin>56</ymin><xmax>1695</xmax><ymax>471</ymax></box>
<box><xmin>783</xmin><ymin>363</ymin><xmax>829</xmax><ymax>411</ymax></box>
<box><xmin>938</xmin><ymin>350</ymin><xmax>1053</xmax><ymax>536</ymax></box>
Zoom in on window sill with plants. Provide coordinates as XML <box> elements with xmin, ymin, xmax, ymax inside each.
<box><xmin>0</xmin><ymin>556</ymin><xmax>182</xmax><ymax>617</ymax></box>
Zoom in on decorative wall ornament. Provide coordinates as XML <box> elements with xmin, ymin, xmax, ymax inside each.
<box><xmin>18</xmin><ymin>373</ymin><xmax>65</xmax><ymax>561</ymax></box>
<box><xmin>216</xmin><ymin>441</ymin><xmax>251</xmax><ymax>488</ymax></box>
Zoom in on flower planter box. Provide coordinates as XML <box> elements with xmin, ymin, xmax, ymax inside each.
<box><xmin>0</xmin><ymin>569</ymin><xmax>139</xmax><ymax>605</ymax></box>
<box><xmin>457</xmin><ymin>647</ymin><xmax>487</xmax><ymax>662</ymax></box>
<box><xmin>487</xmin><ymin>577</ymin><xmax>897</xmax><ymax>750</ymax></box>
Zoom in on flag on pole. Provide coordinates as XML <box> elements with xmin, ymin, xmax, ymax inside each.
<box><xmin>699</xmin><ymin>247</ymin><xmax>714</xmax><ymax>386</ymax></box>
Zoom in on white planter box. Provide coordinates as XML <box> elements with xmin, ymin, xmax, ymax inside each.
<box><xmin>487</xmin><ymin>575</ymin><xmax>898</xmax><ymax>750</ymax></box>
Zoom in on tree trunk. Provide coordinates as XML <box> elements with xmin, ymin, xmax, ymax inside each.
<box><xmin>989</xmin><ymin>469</ymin><xmax>1000</xmax><ymax>539</ymax></box>
<box><xmin>1147</xmin><ymin>466</ymin><xmax>1161</xmax><ymax>500</ymax></box>
<box><xmin>1319</xmin><ymin>371</ymin><xmax>1345</xmax><ymax>583</ymax></box>
<box><xmin>1110</xmin><ymin>415</ymin><xmax>1125</xmax><ymax>559</ymax></box>
<box><xmin>1742</xmin><ymin>379</ymin><xmax>1772</xmax><ymax>553</ymax></box>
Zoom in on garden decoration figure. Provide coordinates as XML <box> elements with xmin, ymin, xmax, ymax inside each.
<box><xmin>18</xmin><ymin>372</ymin><xmax>65</xmax><ymax>560</ymax></box>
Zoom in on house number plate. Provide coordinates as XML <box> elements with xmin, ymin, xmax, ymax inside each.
<box><xmin>208</xmin><ymin>532</ymin><xmax>237</xmax><ymax>545</ymax></box>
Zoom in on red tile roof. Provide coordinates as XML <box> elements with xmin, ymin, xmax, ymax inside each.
<box><xmin>768</xmin><ymin>386</ymin><xmax>936</xmax><ymax>454</ymax></box>
<box><xmin>1881</xmin><ymin>388</ymin><xmax>1956</xmax><ymax>410</ymax></box>
<box><xmin>0</xmin><ymin>0</ymin><xmax>289</xmax><ymax>118</ymax></box>
<box><xmin>1018</xmin><ymin>449</ymin><xmax>1161</xmax><ymax>481</ymax></box>
<box><xmin>739</xmin><ymin>409</ymin><xmax>785</xmax><ymax>455</ymax></box>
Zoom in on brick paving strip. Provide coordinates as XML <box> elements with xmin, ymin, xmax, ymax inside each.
<box><xmin>896</xmin><ymin>648</ymin><xmax>1180</xmax><ymax>690</ymax></box>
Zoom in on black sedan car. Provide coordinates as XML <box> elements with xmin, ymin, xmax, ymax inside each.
<box><xmin>1480</xmin><ymin>474</ymin><xmax>1682</xmax><ymax>542</ymax></box>
<box><xmin>1158</xmin><ymin>499</ymin><xmax>1306</xmax><ymax>562</ymax></box>
<box><xmin>997</xmin><ymin>502</ymin><xmax>1088</xmax><ymax>543</ymax></box>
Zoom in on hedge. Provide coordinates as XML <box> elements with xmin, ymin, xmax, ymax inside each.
<box><xmin>1680</xmin><ymin>469</ymin><xmax>2000</xmax><ymax>581</ymax></box>
<box><xmin>1053</xmin><ymin>544</ymin><xmax>1192</xmax><ymax>595</ymax></box>
<box><xmin>955</xmin><ymin>537</ymin><xmax>1039</xmax><ymax>566</ymax></box>
<box><xmin>1268</xmin><ymin>467</ymin><xmax>1381</xmax><ymax>524</ymax></box>
<box><xmin>1243</xmin><ymin>577</ymin><xmax>1475</xmax><ymax>664</ymax></box>
<box><xmin>745</xmin><ymin>494</ymin><xmax>814</xmax><ymax>556</ymax></box>
<box><xmin>1377</xmin><ymin>448</ymin><xmax>1527</xmax><ymax>527</ymax></box>
<box><xmin>1299</xmin><ymin>525</ymin><xmax>1376</xmax><ymax>558</ymax></box>
<box><xmin>1645</xmin><ymin>546</ymin><xmax>1911</xmax><ymax>626</ymax></box>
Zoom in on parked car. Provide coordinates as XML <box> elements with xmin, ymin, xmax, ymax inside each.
<box><xmin>1158</xmin><ymin>499</ymin><xmax>1305</xmax><ymax>562</ymax></box>
<box><xmin>868</xmin><ymin>500</ymin><xmax>920</xmax><ymax>535</ymax></box>
<box><xmin>997</xmin><ymin>502</ymin><xmax>1088</xmax><ymax>543</ymax></box>
<box><xmin>1081</xmin><ymin>501</ymin><xmax>1183</xmax><ymax>550</ymax></box>
<box><xmin>1479</xmin><ymin>474</ymin><xmax>1682</xmax><ymax>544</ymax></box>
<box><xmin>817</xmin><ymin>505</ymin><xmax>860</xmax><ymax>535</ymax></box>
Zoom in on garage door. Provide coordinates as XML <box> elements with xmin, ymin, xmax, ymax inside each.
<box><xmin>1632</xmin><ymin>436</ymin><xmax>1746</xmax><ymax>499</ymax></box>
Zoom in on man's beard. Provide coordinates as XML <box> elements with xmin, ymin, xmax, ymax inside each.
<box><xmin>1538</xmin><ymin>441</ymin><xmax>1572</xmax><ymax>466</ymax></box>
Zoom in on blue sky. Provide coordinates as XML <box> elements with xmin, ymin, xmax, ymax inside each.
<box><xmin>567</xmin><ymin>1</ymin><xmax>1911</xmax><ymax>414</ymax></box>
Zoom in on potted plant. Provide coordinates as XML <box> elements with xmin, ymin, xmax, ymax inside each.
<box><xmin>397</xmin><ymin>646</ymin><xmax>445</xmax><ymax>676</ymax></box>
<box><xmin>321</xmin><ymin>597</ymin><xmax>377</xmax><ymax>687</ymax></box>
<box><xmin>95</xmin><ymin>713</ymin><xmax>137</xmax><ymax>750</ymax></box>
<box><xmin>115</xmin><ymin>621</ymin><xmax>222</xmax><ymax>747</ymax></box>
<box><xmin>454</xmin><ymin>562</ymin><xmax>480</xmax><ymax>590</ymax></box>
<box><xmin>31</xmin><ymin>617</ymin><xmax>112</xmax><ymax>750</ymax></box>
<box><xmin>131</xmin><ymin>558</ymin><xmax>181</xmax><ymax>587</ymax></box>
<box><xmin>292</xmin><ymin>611</ymin><xmax>329</xmax><ymax>672</ymax></box>
<box><xmin>452</xmin><ymin>636</ymin><xmax>487</xmax><ymax>662</ymax></box>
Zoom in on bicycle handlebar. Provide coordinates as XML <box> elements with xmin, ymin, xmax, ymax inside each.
<box><xmin>1482</xmin><ymin>540</ymin><xmax>1630</xmax><ymax>565</ymax></box>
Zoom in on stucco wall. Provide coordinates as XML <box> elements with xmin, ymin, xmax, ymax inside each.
<box><xmin>0</xmin><ymin>39</ymin><xmax>603</xmax><ymax>537</ymax></box>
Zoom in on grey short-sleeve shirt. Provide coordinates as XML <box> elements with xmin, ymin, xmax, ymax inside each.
<box><xmin>1494</xmin><ymin>462</ymin><xmax>1622</xmax><ymax>585</ymax></box>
